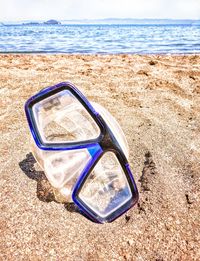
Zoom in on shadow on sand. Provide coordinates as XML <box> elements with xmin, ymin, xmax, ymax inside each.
<box><xmin>18</xmin><ymin>152</ymin><xmax>79</xmax><ymax>213</ymax></box>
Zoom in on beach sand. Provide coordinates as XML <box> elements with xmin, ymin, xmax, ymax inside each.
<box><xmin>0</xmin><ymin>54</ymin><xmax>199</xmax><ymax>260</ymax></box>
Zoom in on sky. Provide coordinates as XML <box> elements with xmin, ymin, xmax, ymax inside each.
<box><xmin>0</xmin><ymin>0</ymin><xmax>200</xmax><ymax>22</ymax></box>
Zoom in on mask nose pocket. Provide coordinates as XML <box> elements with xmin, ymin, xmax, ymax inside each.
<box><xmin>31</xmin><ymin>139</ymin><xmax>93</xmax><ymax>201</ymax></box>
<box><xmin>44</xmin><ymin>149</ymin><xmax>92</xmax><ymax>190</ymax></box>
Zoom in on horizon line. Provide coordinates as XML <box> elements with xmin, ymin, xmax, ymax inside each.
<box><xmin>1</xmin><ymin>18</ymin><xmax>200</xmax><ymax>23</ymax></box>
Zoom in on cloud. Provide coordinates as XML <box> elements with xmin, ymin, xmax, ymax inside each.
<box><xmin>0</xmin><ymin>0</ymin><xmax>199</xmax><ymax>21</ymax></box>
<box><xmin>0</xmin><ymin>0</ymin><xmax>72</xmax><ymax>21</ymax></box>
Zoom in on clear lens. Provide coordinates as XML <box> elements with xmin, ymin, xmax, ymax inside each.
<box><xmin>78</xmin><ymin>152</ymin><xmax>132</xmax><ymax>218</ymax></box>
<box><xmin>32</xmin><ymin>90</ymin><xmax>100</xmax><ymax>143</ymax></box>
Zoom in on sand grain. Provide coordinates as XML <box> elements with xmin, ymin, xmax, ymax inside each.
<box><xmin>0</xmin><ymin>54</ymin><xmax>199</xmax><ymax>260</ymax></box>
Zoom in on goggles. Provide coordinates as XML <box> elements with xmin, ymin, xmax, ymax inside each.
<box><xmin>25</xmin><ymin>82</ymin><xmax>138</xmax><ymax>223</ymax></box>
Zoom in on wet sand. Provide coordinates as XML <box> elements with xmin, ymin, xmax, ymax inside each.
<box><xmin>0</xmin><ymin>54</ymin><xmax>200</xmax><ymax>260</ymax></box>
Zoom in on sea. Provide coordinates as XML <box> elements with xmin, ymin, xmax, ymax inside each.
<box><xmin>0</xmin><ymin>24</ymin><xmax>200</xmax><ymax>54</ymax></box>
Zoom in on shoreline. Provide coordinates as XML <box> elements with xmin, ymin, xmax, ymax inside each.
<box><xmin>1</xmin><ymin>52</ymin><xmax>200</xmax><ymax>55</ymax></box>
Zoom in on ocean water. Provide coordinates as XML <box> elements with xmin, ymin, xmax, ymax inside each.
<box><xmin>0</xmin><ymin>24</ymin><xmax>199</xmax><ymax>54</ymax></box>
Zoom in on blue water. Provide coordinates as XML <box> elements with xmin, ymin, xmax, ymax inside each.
<box><xmin>0</xmin><ymin>24</ymin><xmax>199</xmax><ymax>54</ymax></box>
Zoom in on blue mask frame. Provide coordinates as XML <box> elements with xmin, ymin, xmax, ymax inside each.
<box><xmin>25</xmin><ymin>82</ymin><xmax>139</xmax><ymax>223</ymax></box>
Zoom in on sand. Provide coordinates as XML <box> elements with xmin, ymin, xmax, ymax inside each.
<box><xmin>0</xmin><ymin>54</ymin><xmax>199</xmax><ymax>260</ymax></box>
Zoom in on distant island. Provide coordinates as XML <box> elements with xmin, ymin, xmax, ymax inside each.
<box><xmin>2</xmin><ymin>20</ymin><xmax>62</xmax><ymax>26</ymax></box>
<box><xmin>23</xmin><ymin>20</ymin><xmax>61</xmax><ymax>25</ymax></box>
<box><xmin>22</xmin><ymin>22</ymin><xmax>40</xmax><ymax>25</ymax></box>
<box><xmin>44</xmin><ymin>20</ymin><xmax>61</xmax><ymax>25</ymax></box>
